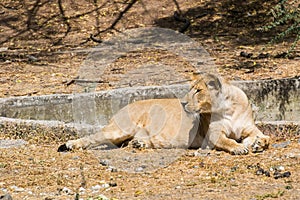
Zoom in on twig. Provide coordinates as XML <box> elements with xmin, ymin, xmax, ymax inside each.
<box><xmin>94</xmin><ymin>0</ymin><xmax>137</xmax><ymax>37</ymax></box>
<box><xmin>173</xmin><ymin>11</ymin><xmax>190</xmax><ymax>33</ymax></box>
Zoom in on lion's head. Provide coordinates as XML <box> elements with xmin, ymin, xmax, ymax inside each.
<box><xmin>182</xmin><ymin>73</ymin><xmax>222</xmax><ymax>114</ymax></box>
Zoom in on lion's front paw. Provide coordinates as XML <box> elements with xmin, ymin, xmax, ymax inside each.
<box><xmin>57</xmin><ymin>140</ymin><xmax>82</xmax><ymax>152</ymax></box>
<box><xmin>57</xmin><ymin>143</ymin><xmax>71</xmax><ymax>152</ymax></box>
<box><xmin>129</xmin><ymin>139</ymin><xmax>147</xmax><ymax>149</ymax></box>
<box><xmin>230</xmin><ymin>144</ymin><xmax>249</xmax><ymax>155</ymax></box>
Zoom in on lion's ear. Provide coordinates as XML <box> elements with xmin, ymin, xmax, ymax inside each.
<box><xmin>191</xmin><ymin>72</ymin><xmax>204</xmax><ymax>81</ymax></box>
<box><xmin>191</xmin><ymin>72</ymin><xmax>222</xmax><ymax>91</ymax></box>
<box><xmin>202</xmin><ymin>74</ymin><xmax>222</xmax><ymax>91</ymax></box>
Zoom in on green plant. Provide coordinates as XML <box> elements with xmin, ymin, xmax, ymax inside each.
<box><xmin>261</xmin><ymin>0</ymin><xmax>299</xmax><ymax>53</ymax></box>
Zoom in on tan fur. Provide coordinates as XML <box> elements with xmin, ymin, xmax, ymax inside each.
<box><xmin>61</xmin><ymin>73</ymin><xmax>269</xmax><ymax>155</ymax></box>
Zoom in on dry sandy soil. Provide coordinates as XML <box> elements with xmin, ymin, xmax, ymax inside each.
<box><xmin>0</xmin><ymin>0</ymin><xmax>299</xmax><ymax>199</ymax></box>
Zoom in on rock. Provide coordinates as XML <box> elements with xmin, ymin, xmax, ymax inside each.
<box><xmin>135</xmin><ymin>165</ymin><xmax>147</xmax><ymax>172</ymax></box>
<box><xmin>101</xmin><ymin>183</ymin><xmax>110</xmax><ymax>189</ymax></box>
<box><xmin>240</xmin><ymin>51</ymin><xmax>253</xmax><ymax>58</ymax></box>
<box><xmin>230</xmin><ymin>166</ymin><xmax>238</xmax><ymax>172</ymax></box>
<box><xmin>91</xmin><ymin>185</ymin><xmax>101</xmax><ymax>191</ymax></box>
<box><xmin>10</xmin><ymin>186</ymin><xmax>24</xmax><ymax>192</ymax></box>
<box><xmin>0</xmin><ymin>194</ymin><xmax>13</xmax><ymax>200</ymax></box>
<box><xmin>272</xmin><ymin>140</ymin><xmax>291</xmax><ymax>149</ymax></box>
<box><xmin>107</xmin><ymin>166</ymin><xmax>117</xmax><ymax>172</ymax></box>
<box><xmin>0</xmin><ymin>139</ymin><xmax>27</xmax><ymax>149</ymax></box>
<box><xmin>274</xmin><ymin>171</ymin><xmax>291</xmax><ymax>179</ymax></box>
<box><xmin>62</xmin><ymin>187</ymin><xmax>72</xmax><ymax>194</ymax></box>
<box><xmin>277</xmin><ymin>166</ymin><xmax>285</xmax><ymax>171</ymax></box>
<box><xmin>193</xmin><ymin>149</ymin><xmax>211</xmax><ymax>157</ymax></box>
<box><xmin>255</xmin><ymin>168</ymin><xmax>264</xmax><ymax>175</ymax></box>
<box><xmin>100</xmin><ymin>160</ymin><xmax>109</xmax><ymax>166</ymax></box>
<box><xmin>78</xmin><ymin>187</ymin><xmax>85</xmax><ymax>194</ymax></box>
<box><xmin>96</xmin><ymin>194</ymin><xmax>110</xmax><ymax>200</ymax></box>
<box><xmin>109</xmin><ymin>182</ymin><xmax>117</xmax><ymax>187</ymax></box>
<box><xmin>285</xmin><ymin>149</ymin><xmax>300</xmax><ymax>159</ymax></box>
<box><xmin>72</xmin><ymin>156</ymin><xmax>80</xmax><ymax>160</ymax></box>
<box><xmin>255</xmin><ymin>165</ymin><xmax>270</xmax><ymax>177</ymax></box>
<box><xmin>175</xmin><ymin>185</ymin><xmax>181</xmax><ymax>189</ymax></box>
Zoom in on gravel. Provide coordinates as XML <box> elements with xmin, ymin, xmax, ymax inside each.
<box><xmin>0</xmin><ymin>139</ymin><xmax>27</xmax><ymax>149</ymax></box>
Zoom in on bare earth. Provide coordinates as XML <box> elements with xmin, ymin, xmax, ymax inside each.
<box><xmin>0</xmin><ymin>0</ymin><xmax>299</xmax><ymax>199</ymax></box>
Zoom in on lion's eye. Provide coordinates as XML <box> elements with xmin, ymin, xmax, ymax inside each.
<box><xmin>195</xmin><ymin>89</ymin><xmax>202</xmax><ymax>93</ymax></box>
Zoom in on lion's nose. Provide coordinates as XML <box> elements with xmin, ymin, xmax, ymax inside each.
<box><xmin>181</xmin><ymin>102</ymin><xmax>188</xmax><ymax>107</ymax></box>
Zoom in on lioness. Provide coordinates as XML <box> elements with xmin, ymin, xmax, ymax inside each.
<box><xmin>58</xmin><ymin>73</ymin><xmax>269</xmax><ymax>155</ymax></box>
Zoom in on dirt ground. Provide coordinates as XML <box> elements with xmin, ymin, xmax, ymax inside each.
<box><xmin>0</xmin><ymin>0</ymin><xmax>299</xmax><ymax>199</ymax></box>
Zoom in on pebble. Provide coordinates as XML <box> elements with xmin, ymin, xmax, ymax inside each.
<box><xmin>0</xmin><ymin>139</ymin><xmax>27</xmax><ymax>149</ymax></box>
<box><xmin>96</xmin><ymin>194</ymin><xmax>110</xmax><ymax>200</ymax></box>
<box><xmin>193</xmin><ymin>149</ymin><xmax>211</xmax><ymax>157</ymax></box>
<box><xmin>10</xmin><ymin>186</ymin><xmax>24</xmax><ymax>192</ymax></box>
<box><xmin>79</xmin><ymin>187</ymin><xmax>86</xmax><ymax>194</ymax></box>
<box><xmin>0</xmin><ymin>194</ymin><xmax>13</xmax><ymax>200</ymax></box>
<box><xmin>91</xmin><ymin>184</ymin><xmax>101</xmax><ymax>191</ymax></box>
<box><xmin>270</xmin><ymin>166</ymin><xmax>285</xmax><ymax>172</ymax></box>
<box><xmin>62</xmin><ymin>187</ymin><xmax>72</xmax><ymax>194</ymax></box>
<box><xmin>72</xmin><ymin>156</ymin><xmax>80</xmax><ymax>160</ymax></box>
<box><xmin>135</xmin><ymin>167</ymin><xmax>143</xmax><ymax>172</ymax></box>
<box><xmin>272</xmin><ymin>140</ymin><xmax>291</xmax><ymax>148</ymax></box>
<box><xmin>109</xmin><ymin>182</ymin><xmax>117</xmax><ymax>187</ymax></box>
<box><xmin>91</xmin><ymin>183</ymin><xmax>110</xmax><ymax>191</ymax></box>
<box><xmin>107</xmin><ymin>166</ymin><xmax>117</xmax><ymax>172</ymax></box>
<box><xmin>230</xmin><ymin>166</ymin><xmax>238</xmax><ymax>172</ymax></box>
<box><xmin>274</xmin><ymin>171</ymin><xmax>291</xmax><ymax>179</ymax></box>
<box><xmin>101</xmin><ymin>183</ymin><xmax>110</xmax><ymax>189</ymax></box>
<box><xmin>100</xmin><ymin>160</ymin><xmax>110</xmax><ymax>166</ymax></box>
<box><xmin>0</xmin><ymin>187</ymin><xmax>7</xmax><ymax>194</ymax></box>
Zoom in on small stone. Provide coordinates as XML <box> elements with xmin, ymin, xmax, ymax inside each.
<box><xmin>255</xmin><ymin>168</ymin><xmax>264</xmax><ymax>175</ymax></box>
<box><xmin>193</xmin><ymin>149</ymin><xmax>211</xmax><ymax>157</ymax></box>
<box><xmin>0</xmin><ymin>194</ymin><xmax>13</xmax><ymax>200</ymax></box>
<box><xmin>62</xmin><ymin>187</ymin><xmax>72</xmax><ymax>194</ymax></box>
<box><xmin>277</xmin><ymin>166</ymin><xmax>285</xmax><ymax>171</ymax></box>
<box><xmin>282</xmin><ymin>171</ymin><xmax>291</xmax><ymax>178</ymax></box>
<box><xmin>135</xmin><ymin>167</ymin><xmax>144</xmax><ymax>172</ymax></box>
<box><xmin>231</xmin><ymin>166</ymin><xmax>238</xmax><ymax>172</ymax></box>
<box><xmin>109</xmin><ymin>182</ymin><xmax>117</xmax><ymax>187</ymax></box>
<box><xmin>101</xmin><ymin>183</ymin><xmax>110</xmax><ymax>189</ymax></box>
<box><xmin>272</xmin><ymin>141</ymin><xmax>291</xmax><ymax>149</ymax></box>
<box><xmin>273</xmin><ymin>171</ymin><xmax>290</xmax><ymax>179</ymax></box>
<box><xmin>100</xmin><ymin>160</ymin><xmax>109</xmax><ymax>166</ymax></box>
<box><xmin>10</xmin><ymin>185</ymin><xmax>25</xmax><ymax>192</ymax></box>
<box><xmin>91</xmin><ymin>185</ymin><xmax>101</xmax><ymax>191</ymax></box>
<box><xmin>72</xmin><ymin>156</ymin><xmax>80</xmax><ymax>160</ymax></box>
<box><xmin>96</xmin><ymin>194</ymin><xmax>110</xmax><ymax>200</ymax></box>
<box><xmin>0</xmin><ymin>139</ymin><xmax>27</xmax><ymax>149</ymax></box>
<box><xmin>264</xmin><ymin>171</ymin><xmax>271</xmax><ymax>177</ymax></box>
<box><xmin>107</xmin><ymin>166</ymin><xmax>117</xmax><ymax>172</ymax></box>
<box><xmin>0</xmin><ymin>188</ymin><xmax>8</xmax><ymax>193</ymax></box>
<box><xmin>79</xmin><ymin>187</ymin><xmax>85</xmax><ymax>193</ymax></box>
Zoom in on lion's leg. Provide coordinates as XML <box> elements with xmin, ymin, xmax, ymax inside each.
<box><xmin>205</xmin><ymin>122</ymin><xmax>249</xmax><ymax>155</ymax></box>
<box><xmin>60</xmin><ymin>120</ymin><xmax>136</xmax><ymax>151</ymax></box>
